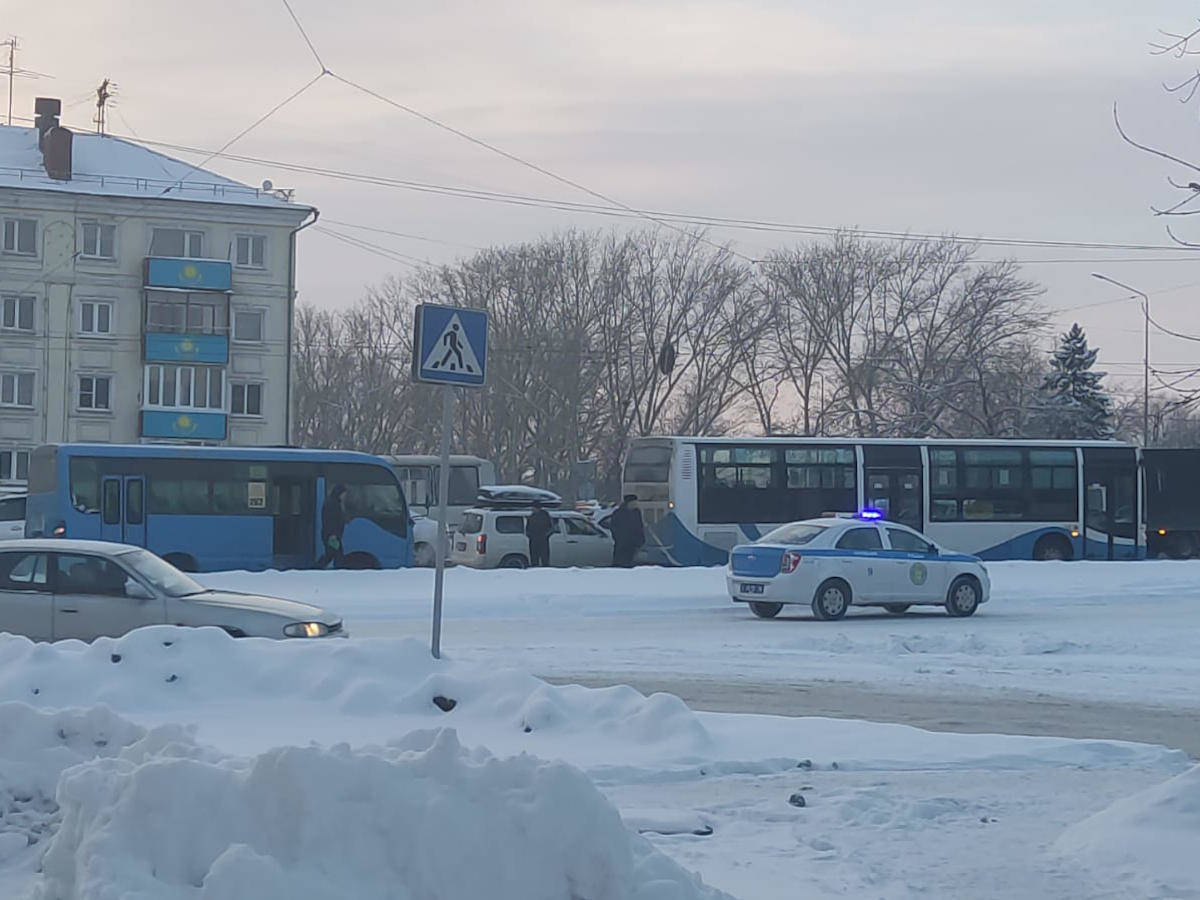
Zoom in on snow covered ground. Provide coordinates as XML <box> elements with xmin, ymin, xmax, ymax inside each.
<box><xmin>0</xmin><ymin>560</ymin><xmax>1195</xmax><ymax>898</ymax></box>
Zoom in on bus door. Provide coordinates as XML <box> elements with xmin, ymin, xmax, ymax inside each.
<box><xmin>862</xmin><ymin>446</ymin><xmax>923</xmax><ymax>532</ymax></box>
<box><xmin>272</xmin><ymin>474</ymin><xmax>315</xmax><ymax>568</ymax></box>
<box><xmin>99</xmin><ymin>476</ymin><xmax>146</xmax><ymax>546</ymax></box>
<box><xmin>1082</xmin><ymin>448</ymin><xmax>1139</xmax><ymax>560</ymax></box>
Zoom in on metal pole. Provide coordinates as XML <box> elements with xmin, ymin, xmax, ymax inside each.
<box><xmin>430</xmin><ymin>382</ymin><xmax>454</xmax><ymax>659</ymax></box>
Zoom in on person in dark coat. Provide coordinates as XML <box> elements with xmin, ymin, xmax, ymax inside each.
<box><xmin>525</xmin><ymin>503</ymin><xmax>554</xmax><ymax>567</ymax></box>
<box><xmin>609</xmin><ymin>494</ymin><xmax>645</xmax><ymax>568</ymax></box>
<box><xmin>316</xmin><ymin>484</ymin><xmax>348</xmax><ymax>568</ymax></box>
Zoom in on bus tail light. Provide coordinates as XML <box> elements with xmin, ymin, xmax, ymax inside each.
<box><xmin>476</xmin><ymin>534</ymin><xmax>487</xmax><ymax>555</ymax></box>
<box><xmin>1070</xmin><ymin>527</ymin><xmax>1080</xmax><ymax>538</ymax></box>
<box><xmin>780</xmin><ymin>550</ymin><xmax>803</xmax><ymax>574</ymax></box>
<box><xmin>51</xmin><ymin>522</ymin><xmax>66</xmax><ymax>537</ymax></box>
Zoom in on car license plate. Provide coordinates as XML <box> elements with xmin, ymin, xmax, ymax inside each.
<box><xmin>740</xmin><ymin>583</ymin><xmax>765</xmax><ymax>595</ymax></box>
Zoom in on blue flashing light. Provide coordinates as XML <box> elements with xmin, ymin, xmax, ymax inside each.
<box><xmin>858</xmin><ymin>508</ymin><xmax>884</xmax><ymax>521</ymax></box>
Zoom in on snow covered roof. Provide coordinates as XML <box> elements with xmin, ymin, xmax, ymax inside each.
<box><xmin>0</xmin><ymin>125</ymin><xmax>308</xmax><ymax>211</ymax></box>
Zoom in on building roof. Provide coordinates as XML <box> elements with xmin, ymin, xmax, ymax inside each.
<box><xmin>0</xmin><ymin>125</ymin><xmax>308</xmax><ymax>211</ymax></box>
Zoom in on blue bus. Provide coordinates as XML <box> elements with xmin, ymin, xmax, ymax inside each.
<box><xmin>24</xmin><ymin>444</ymin><xmax>413</xmax><ymax>571</ymax></box>
<box><xmin>623</xmin><ymin>436</ymin><xmax>1144</xmax><ymax>565</ymax></box>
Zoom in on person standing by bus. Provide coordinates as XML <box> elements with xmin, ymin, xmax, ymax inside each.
<box><xmin>525</xmin><ymin>502</ymin><xmax>553</xmax><ymax>567</ymax></box>
<box><xmin>317</xmin><ymin>484</ymin><xmax>348</xmax><ymax>568</ymax></box>
<box><xmin>609</xmin><ymin>494</ymin><xmax>645</xmax><ymax>567</ymax></box>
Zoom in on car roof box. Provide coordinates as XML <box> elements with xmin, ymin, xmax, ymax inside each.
<box><xmin>476</xmin><ymin>485</ymin><xmax>563</xmax><ymax>509</ymax></box>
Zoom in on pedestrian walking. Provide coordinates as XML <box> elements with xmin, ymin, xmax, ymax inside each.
<box><xmin>316</xmin><ymin>484</ymin><xmax>348</xmax><ymax>569</ymax></box>
<box><xmin>525</xmin><ymin>502</ymin><xmax>554</xmax><ymax>567</ymax></box>
<box><xmin>609</xmin><ymin>494</ymin><xmax>645</xmax><ymax>568</ymax></box>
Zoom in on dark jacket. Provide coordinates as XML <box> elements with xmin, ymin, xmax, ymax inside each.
<box><xmin>525</xmin><ymin>508</ymin><xmax>554</xmax><ymax>542</ymax></box>
<box><xmin>321</xmin><ymin>497</ymin><xmax>347</xmax><ymax>540</ymax></box>
<box><xmin>609</xmin><ymin>504</ymin><xmax>645</xmax><ymax>549</ymax></box>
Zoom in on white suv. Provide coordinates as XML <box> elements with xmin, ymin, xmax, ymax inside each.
<box><xmin>450</xmin><ymin>507</ymin><xmax>614</xmax><ymax>569</ymax></box>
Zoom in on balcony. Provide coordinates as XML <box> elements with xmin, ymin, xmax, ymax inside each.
<box><xmin>144</xmin><ymin>257</ymin><xmax>232</xmax><ymax>292</ymax></box>
<box><xmin>140</xmin><ymin>410</ymin><xmax>227</xmax><ymax>441</ymax></box>
<box><xmin>143</xmin><ymin>332</ymin><xmax>228</xmax><ymax>364</ymax></box>
<box><xmin>143</xmin><ymin>257</ymin><xmax>233</xmax><ymax>364</ymax></box>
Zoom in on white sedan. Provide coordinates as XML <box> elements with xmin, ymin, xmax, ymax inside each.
<box><xmin>726</xmin><ymin>516</ymin><xmax>990</xmax><ymax>620</ymax></box>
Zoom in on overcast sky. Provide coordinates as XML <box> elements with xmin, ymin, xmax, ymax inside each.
<box><xmin>7</xmin><ymin>0</ymin><xmax>1200</xmax><ymax>391</ymax></box>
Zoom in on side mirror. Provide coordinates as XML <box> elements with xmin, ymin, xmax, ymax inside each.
<box><xmin>927</xmin><ymin>545</ymin><xmax>940</xmax><ymax>556</ymax></box>
<box><xmin>126</xmin><ymin>580</ymin><xmax>154</xmax><ymax>601</ymax></box>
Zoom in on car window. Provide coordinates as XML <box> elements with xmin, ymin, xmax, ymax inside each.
<box><xmin>757</xmin><ymin>523</ymin><xmax>827</xmax><ymax>545</ymax></box>
<box><xmin>119</xmin><ymin>549</ymin><xmax>202</xmax><ymax>598</ymax></box>
<box><xmin>562</xmin><ymin>516</ymin><xmax>604</xmax><ymax>536</ymax></box>
<box><xmin>836</xmin><ymin>527</ymin><xmax>883</xmax><ymax>551</ymax></box>
<box><xmin>0</xmin><ymin>496</ymin><xmax>26</xmax><ymax>521</ymax></box>
<box><xmin>458</xmin><ymin>512</ymin><xmax>483</xmax><ymax>534</ymax></box>
<box><xmin>54</xmin><ymin>554</ymin><xmax>132</xmax><ymax>597</ymax></box>
<box><xmin>495</xmin><ymin>515</ymin><xmax>525</xmax><ymax>534</ymax></box>
<box><xmin>0</xmin><ymin>552</ymin><xmax>48</xmax><ymax>590</ymax></box>
<box><xmin>887</xmin><ymin>527</ymin><xmax>935</xmax><ymax>554</ymax></box>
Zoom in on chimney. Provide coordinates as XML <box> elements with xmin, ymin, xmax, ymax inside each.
<box><xmin>34</xmin><ymin>98</ymin><xmax>72</xmax><ymax>181</ymax></box>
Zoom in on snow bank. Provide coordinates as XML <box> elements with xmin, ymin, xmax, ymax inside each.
<box><xmin>1055</xmin><ymin>764</ymin><xmax>1200</xmax><ymax>898</ymax></box>
<box><xmin>33</xmin><ymin>728</ymin><xmax>730</xmax><ymax>900</ymax></box>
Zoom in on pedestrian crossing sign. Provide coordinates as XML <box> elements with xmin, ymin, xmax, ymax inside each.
<box><xmin>412</xmin><ymin>304</ymin><xmax>489</xmax><ymax>387</ymax></box>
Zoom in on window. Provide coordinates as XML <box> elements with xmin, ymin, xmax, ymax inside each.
<box><xmin>144</xmin><ymin>365</ymin><xmax>223</xmax><ymax>410</ymax></box>
<box><xmin>79</xmin><ymin>300</ymin><xmax>113</xmax><ymax>335</ymax></box>
<box><xmin>69</xmin><ymin>458</ymin><xmax>100</xmax><ymax>512</ymax></box>
<box><xmin>126</xmin><ymin>481</ymin><xmax>144</xmax><ymax>526</ymax></box>
<box><xmin>232</xmin><ymin>309</ymin><xmax>264</xmax><ymax>343</ymax></box>
<box><xmin>230</xmin><ymin>381</ymin><xmax>263</xmax><ymax>416</ymax></box>
<box><xmin>495</xmin><ymin>515</ymin><xmax>525</xmax><ymax>534</ymax></box>
<box><xmin>757</xmin><ymin>523</ymin><xmax>828</xmax><ymax>545</ymax></box>
<box><xmin>0</xmin><ymin>495</ymin><xmax>25</xmax><ymax>521</ymax></box>
<box><xmin>563</xmin><ymin>516</ymin><xmax>604</xmax><ymax>536</ymax></box>
<box><xmin>459</xmin><ymin>512</ymin><xmax>483</xmax><ymax>534</ymax></box>
<box><xmin>931</xmin><ymin>445</ymin><xmax>1079</xmax><ymax>522</ymax></box>
<box><xmin>836</xmin><ymin>527</ymin><xmax>883</xmax><ymax>551</ymax></box>
<box><xmin>0</xmin><ymin>552</ymin><xmax>48</xmax><ymax>590</ymax></box>
<box><xmin>697</xmin><ymin>443</ymin><xmax>857</xmax><ymax>525</ymax></box>
<box><xmin>102</xmin><ymin>480</ymin><xmax>122</xmax><ymax>524</ymax></box>
<box><xmin>1</xmin><ymin>295</ymin><xmax>34</xmax><ymax>331</ymax></box>
<box><xmin>80</xmin><ymin>221</ymin><xmax>116</xmax><ymax>259</ymax></box>
<box><xmin>2</xmin><ymin>218</ymin><xmax>36</xmax><ymax>255</ymax></box>
<box><xmin>0</xmin><ymin>372</ymin><xmax>34</xmax><ymax>408</ymax></box>
<box><xmin>54</xmin><ymin>554</ymin><xmax>131</xmax><ymax>597</ymax></box>
<box><xmin>149</xmin><ymin>228</ymin><xmax>203</xmax><ymax>258</ymax></box>
<box><xmin>324</xmin><ymin>463</ymin><xmax>409</xmax><ymax>539</ymax></box>
<box><xmin>235</xmin><ymin>234</ymin><xmax>265</xmax><ymax>268</ymax></box>
<box><xmin>887</xmin><ymin>527</ymin><xmax>935</xmax><ymax>554</ymax></box>
<box><xmin>78</xmin><ymin>375</ymin><xmax>112</xmax><ymax>411</ymax></box>
<box><xmin>396</xmin><ymin>466</ymin><xmax>431</xmax><ymax>508</ymax></box>
<box><xmin>625</xmin><ymin>445</ymin><xmax>673</xmax><ymax>483</ymax></box>
<box><xmin>435</xmin><ymin>465</ymin><xmax>480</xmax><ymax>506</ymax></box>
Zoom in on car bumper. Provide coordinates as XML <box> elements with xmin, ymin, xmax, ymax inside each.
<box><xmin>726</xmin><ymin>572</ymin><xmax>809</xmax><ymax>603</ymax></box>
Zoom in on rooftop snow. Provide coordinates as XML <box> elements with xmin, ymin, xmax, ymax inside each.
<box><xmin>0</xmin><ymin>125</ymin><xmax>306</xmax><ymax>210</ymax></box>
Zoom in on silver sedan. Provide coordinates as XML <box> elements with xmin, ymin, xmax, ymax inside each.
<box><xmin>0</xmin><ymin>539</ymin><xmax>345</xmax><ymax>642</ymax></box>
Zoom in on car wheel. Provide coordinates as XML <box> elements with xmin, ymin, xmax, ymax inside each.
<box><xmin>884</xmin><ymin>604</ymin><xmax>911</xmax><ymax>615</ymax></box>
<box><xmin>749</xmin><ymin>601</ymin><xmax>783</xmax><ymax>619</ymax></box>
<box><xmin>812</xmin><ymin>579</ymin><xmax>850</xmax><ymax>621</ymax></box>
<box><xmin>945</xmin><ymin>575</ymin><xmax>981</xmax><ymax>617</ymax></box>
<box><xmin>1033</xmin><ymin>534</ymin><xmax>1073</xmax><ymax>562</ymax></box>
<box><xmin>414</xmin><ymin>543</ymin><xmax>436</xmax><ymax>567</ymax></box>
<box><xmin>163</xmin><ymin>553</ymin><xmax>197</xmax><ymax>573</ymax></box>
<box><xmin>499</xmin><ymin>554</ymin><xmax>528</xmax><ymax>569</ymax></box>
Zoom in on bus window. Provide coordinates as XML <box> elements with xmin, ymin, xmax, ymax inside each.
<box><xmin>625</xmin><ymin>446</ymin><xmax>672</xmax><ymax>482</ymax></box>
<box><xmin>447</xmin><ymin>465</ymin><xmax>480</xmax><ymax>505</ymax></box>
<box><xmin>326</xmin><ymin>464</ymin><xmax>409</xmax><ymax>538</ymax></box>
<box><xmin>396</xmin><ymin>466</ymin><xmax>432</xmax><ymax>509</ymax></box>
<box><xmin>69</xmin><ymin>458</ymin><xmax>100</xmax><ymax>513</ymax></box>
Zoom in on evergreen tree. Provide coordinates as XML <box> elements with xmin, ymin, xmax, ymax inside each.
<box><xmin>1038</xmin><ymin>323</ymin><xmax>1115</xmax><ymax>439</ymax></box>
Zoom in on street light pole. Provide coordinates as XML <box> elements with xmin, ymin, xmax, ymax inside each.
<box><xmin>1091</xmin><ymin>273</ymin><xmax>1150</xmax><ymax>445</ymax></box>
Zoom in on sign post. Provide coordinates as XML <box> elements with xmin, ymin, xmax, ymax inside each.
<box><xmin>412</xmin><ymin>304</ymin><xmax>489</xmax><ymax>660</ymax></box>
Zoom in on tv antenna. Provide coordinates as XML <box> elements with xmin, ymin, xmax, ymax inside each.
<box><xmin>2</xmin><ymin>37</ymin><xmax>52</xmax><ymax>127</ymax></box>
<box><xmin>94</xmin><ymin>78</ymin><xmax>116</xmax><ymax>135</ymax></box>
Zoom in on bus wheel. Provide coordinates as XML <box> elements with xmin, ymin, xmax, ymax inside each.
<box><xmin>342</xmin><ymin>552</ymin><xmax>380</xmax><ymax>570</ymax></box>
<box><xmin>499</xmin><ymin>554</ymin><xmax>528</xmax><ymax>569</ymax></box>
<box><xmin>749</xmin><ymin>601</ymin><xmax>783</xmax><ymax>619</ymax></box>
<box><xmin>945</xmin><ymin>576</ymin><xmax>981</xmax><ymax>617</ymax></box>
<box><xmin>812</xmin><ymin>579</ymin><xmax>850</xmax><ymax>621</ymax></box>
<box><xmin>1033</xmin><ymin>534</ymin><xmax>1073</xmax><ymax>562</ymax></box>
<box><xmin>884</xmin><ymin>604</ymin><xmax>911</xmax><ymax>615</ymax></box>
<box><xmin>414</xmin><ymin>543</ymin><xmax>436</xmax><ymax>567</ymax></box>
<box><xmin>163</xmin><ymin>553</ymin><xmax>197</xmax><ymax>573</ymax></box>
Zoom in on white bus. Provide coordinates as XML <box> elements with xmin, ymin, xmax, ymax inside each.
<box><xmin>622</xmin><ymin>436</ymin><xmax>1143</xmax><ymax>565</ymax></box>
<box><xmin>386</xmin><ymin>454</ymin><xmax>497</xmax><ymax>566</ymax></box>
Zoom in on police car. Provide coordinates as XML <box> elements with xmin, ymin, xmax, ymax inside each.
<box><xmin>726</xmin><ymin>513</ymin><xmax>990</xmax><ymax>620</ymax></box>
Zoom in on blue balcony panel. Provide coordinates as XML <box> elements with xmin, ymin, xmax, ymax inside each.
<box><xmin>141</xmin><ymin>410</ymin><xmax>227</xmax><ymax>441</ymax></box>
<box><xmin>144</xmin><ymin>333</ymin><xmax>229</xmax><ymax>364</ymax></box>
<box><xmin>144</xmin><ymin>257</ymin><xmax>233</xmax><ymax>292</ymax></box>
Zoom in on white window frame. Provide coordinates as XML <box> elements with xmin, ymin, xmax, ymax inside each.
<box><xmin>1</xmin><ymin>217</ymin><xmax>37</xmax><ymax>256</ymax></box>
<box><xmin>142</xmin><ymin>364</ymin><xmax>225</xmax><ymax>412</ymax></box>
<box><xmin>231</xmin><ymin>306</ymin><xmax>266</xmax><ymax>344</ymax></box>
<box><xmin>77</xmin><ymin>374</ymin><xmax>113</xmax><ymax>412</ymax></box>
<box><xmin>0</xmin><ymin>371</ymin><xmax>35</xmax><ymax>409</ymax></box>
<box><xmin>230</xmin><ymin>380</ymin><xmax>265</xmax><ymax>417</ymax></box>
<box><xmin>0</xmin><ymin>447</ymin><xmax>30</xmax><ymax>483</ymax></box>
<box><xmin>149</xmin><ymin>227</ymin><xmax>204</xmax><ymax>258</ymax></box>
<box><xmin>1</xmin><ymin>294</ymin><xmax>35</xmax><ymax>333</ymax></box>
<box><xmin>78</xmin><ymin>299</ymin><xmax>115</xmax><ymax>337</ymax></box>
<box><xmin>234</xmin><ymin>234</ymin><xmax>266</xmax><ymax>270</ymax></box>
<box><xmin>79</xmin><ymin>220</ymin><xmax>117</xmax><ymax>260</ymax></box>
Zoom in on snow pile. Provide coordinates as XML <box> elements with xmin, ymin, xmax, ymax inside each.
<box><xmin>33</xmin><ymin>728</ymin><xmax>731</xmax><ymax>900</ymax></box>
<box><xmin>1055</xmin><ymin>764</ymin><xmax>1200</xmax><ymax>898</ymax></box>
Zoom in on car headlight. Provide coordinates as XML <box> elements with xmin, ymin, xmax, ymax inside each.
<box><xmin>283</xmin><ymin>621</ymin><xmax>329</xmax><ymax>638</ymax></box>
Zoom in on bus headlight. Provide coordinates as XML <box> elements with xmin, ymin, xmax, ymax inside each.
<box><xmin>283</xmin><ymin>622</ymin><xmax>329</xmax><ymax>638</ymax></box>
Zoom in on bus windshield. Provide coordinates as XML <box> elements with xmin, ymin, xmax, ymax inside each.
<box><xmin>119</xmin><ymin>548</ymin><xmax>205</xmax><ymax>598</ymax></box>
<box><xmin>625</xmin><ymin>446</ymin><xmax>672</xmax><ymax>482</ymax></box>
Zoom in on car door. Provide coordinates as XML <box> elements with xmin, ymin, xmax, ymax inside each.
<box><xmin>51</xmin><ymin>552</ymin><xmax>166</xmax><ymax>641</ymax></box>
<box><xmin>832</xmin><ymin>526</ymin><xmax>884</xmax><ymax>600</ymax></box>
<box><xmin>0</xmin><ymin>550</ymin><xmax>53</xmax><ymax>640</ymax></box>
<box><xmin>885</xmin><ymin>526</ymin><xmax>947</xmax><ymax>601</ymax></box>
<box><xmin>547</xmin><ymin>515</ymin><xmax>571</xmax><ymax>567</ymax></box>
<box><xmin>0</xmin><ymin>496</ymin><xmax>25</xmax><ymax>541</ymax></box>
<box><xmin>561</xmin><ymin>515</ymin><xmax>613</xmax><ymax>567</ymax></box>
